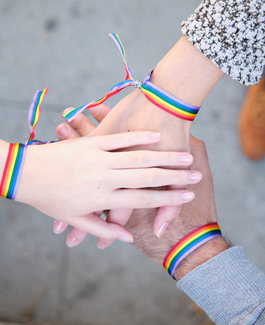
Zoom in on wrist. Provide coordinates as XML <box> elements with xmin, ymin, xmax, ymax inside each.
<box><xmin>151</xmin><ymin>35</ymin><xmax>224</xmax><ymax>107</ymax></box>
<box><xmin>174</xmin><ymin>237</ymin><xmax>230</xmax><ymax>281</ymax></box>
<box><xmin>0</xmin><ymin>140</ymin><xmax>10</xmax><ymax>177</ymax></box>
<box><xmin>95</xmin><ymin>89</ymin><xmax>192</xmax><ymax>152</ymax></box>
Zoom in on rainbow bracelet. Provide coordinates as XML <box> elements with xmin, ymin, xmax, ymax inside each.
<box><xmin>0</xmin><ymin>88</ymin><xmax>52</xmax><ymax>201</ymax></box>
<box><xmin>163</xmin><ymin>223</ymin><xmax>222</xmax><ymax>279</ymax></box>
<box><xmin>0</xmin><ymin>33</ymin><xmax>200</xmax><ymax>201</ymax></box>
<box><xmin>63</xmin><ymin>34</ymin><xmax>200</xmax><ymax>122</ymax></box>
<box><xmin>0</xmin><ymin>144</ymin><xmax>27</xmax><ymax>200</ymax></box>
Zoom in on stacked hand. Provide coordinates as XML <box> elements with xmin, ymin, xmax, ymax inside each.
<box><xmin>55</xmin><ymin>106</ymin><xmax>229</xmax><ymax>279</ymax></box>
<box><xmin>53</xmin><ymin>103</ymin><xmax>202</xmax><ymax>247</ymax></box>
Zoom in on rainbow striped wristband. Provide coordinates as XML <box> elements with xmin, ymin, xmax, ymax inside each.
<box><xmin>63</xmin><ymin>34</ymin><xmax>200</xmax><ymax>122</ymax></box>
<box><xmin>0</xmin><ymin>143</ymin><xmax>27</xmax><ymax>200</ymax></box>
<box><xmin>163</xmin><ymin>222</ymin><xmax>222</xmax><ymax>279</ymax></box>
<box><xmin>0</xmin><ymin>87</ymin><xmax>52</xmax><ymax>201</ymax></box>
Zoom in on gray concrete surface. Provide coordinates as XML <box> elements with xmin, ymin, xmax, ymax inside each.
<box><xmin>0</xmin><ymin>1</ymin><xmax>264</xmax><ymax>324</ymax></box>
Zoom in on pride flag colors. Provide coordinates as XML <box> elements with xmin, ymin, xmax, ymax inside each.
<box><xmin>0</xmin><ymin>143</ymin><xmax>27</xmax><ymax>200</ymax></box>
<box><xmin>163</xmin><ymin>222</ymin><xmax>222</xmax><ymax>279</ymax></box>
<box><xmin>63</xmin><ymin>34</ymin><xmax>200</xmax><ymax>122</ymax></box>
<box><xmin>27</xmin><ymin>87</ymin><xmax>49</xmax><ymax>144</ymax></box>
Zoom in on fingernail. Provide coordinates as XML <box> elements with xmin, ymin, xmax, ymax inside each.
<box><xmin>118</xmin><ymin>236</ymin><xmax>134</xmax><ymax>243</ymax></box>
<box><xmin>63</xmin><ymin>107</ymin><xmax>72</xmax><ymax>115</ymax></box>
<box><xmin>97</xmin><ymin>240</ymin><xmax>108</xmax><ymax>249</ymax></box>
<box><xmin>66</xmin><ymin>234</ymin><xmax>77</xmax><ymax>247</ymax></box>
<box><xmin>157</xmin><ymin>223</ymin><xmax>169</xmax><ymax>238</ymax></box>
<box><xmin>189</xmin><ymin>171</ymin><xmax>202</xmax><ymax>182</ymax></box>
<box><xmin>148</xmin><ymin>132</ymin><xmax>161</xmax><ymax>140</ymax></box>
<box><xmin>53</xmin><ymin>220</ymin><xmax>65</xmax><ymax>234</ymax></box>
<box><xmin>57</xmin><ymin>124</ymin><xmax>69</xmax><ymax>138</ymax></box>
<box><xmin>89</xmin><ymin>106</ymin><xmax>99</xmax><ymax>116</ymax></box>
<box><xmin>181</xmin><ymin>191</ymin><xmax>195</xmax><ymax>202</ymax></box>
<box><xmin>179</xmin><ymin>154</ymin><xmax>193</xmax><ymax>164</ymax></box>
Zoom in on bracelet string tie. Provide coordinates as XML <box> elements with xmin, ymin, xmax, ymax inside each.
<box><xmin>0</xmin><ymin>33</ymin><xmax>201</xmax><ymax>201</ymax></box>
<box><xmin>63</xmin><ymin>34</ymin><xmax>200</xmax><ymax>122</ymax></box>
<box><xmin>0</xmin><ymin>88</ymin><xmax>53</xmax><ymax>200</ymax></box>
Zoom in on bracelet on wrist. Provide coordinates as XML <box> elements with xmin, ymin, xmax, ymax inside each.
<box><xmin>0</xmin><ymin>33</ymin><xmax>201</xmax><ymax>201</ymax></box>
<box><xmin>163</xmin><ymin>222</ymin><xmax>222</xmax><ymax>279</ymax></box>
<box><xmin>63</xmin><ymin>33</ymin><xmax>200</xmax><ymax>122</ymax></box>
<box><xmin>0</xmin><ymin>89</ymin><xmax>53</xmax><ymax>201</ymax></box>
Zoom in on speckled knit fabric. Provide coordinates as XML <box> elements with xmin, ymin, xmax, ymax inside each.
<box><xmin>181</xmin><ymin>0</ymin><xmax>265</xmax><ymax>86</ymax></box>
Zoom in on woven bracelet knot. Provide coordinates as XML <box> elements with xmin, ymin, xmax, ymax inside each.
<box><xmin>133</xmin><ymin>80</ymin><xmax>142</xmax><ymax>89</ymax></box>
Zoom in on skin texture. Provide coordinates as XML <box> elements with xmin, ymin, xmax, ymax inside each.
<box><xmin>55</xmin><ymin>107</ymin><xmax>230</xmax><ymax>279</ymax></box>
<box><xmin>52</xmin><ymin>106</ymin><xmax>201</xmax><ymax>246</ymax></box>
<box><xmin>86</xmin><ymin>36</ymin><xmax>224</xmax><ymax>247</ymax></box>
<box><xmin>125</xmin><ymin>137</ymin><xmax>230</xmax><ymax>280</ymax></box>
<box><xmin>10</xmin><ymin>129</ymin><xmax>202</xmax><ymax>242</ymax></box>
<box><xmin>53</xmin><ymin>35</ymin><xmax>225</xmax><ymax>247</ymax></box>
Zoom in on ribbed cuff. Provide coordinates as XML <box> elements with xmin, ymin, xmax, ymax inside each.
<box><xmin>177</xmin><ymin>247</ymin><xmax>265</xmax><ymax>325</ymax></box>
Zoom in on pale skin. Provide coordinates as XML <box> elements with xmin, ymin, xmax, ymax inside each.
<box><xmin>54</xmin><ymin>107</ymin><xmax>230</xmax><ymax>280</ymax></box>
<box><xmin>0</xmin><ymin>116</ymin><xmax>202</xmax><ymax>243</ymax></box>
<box><xmin>54</xmin><ymin>35</ymin><xmax>225</xmax><ymax>248</ymax></box>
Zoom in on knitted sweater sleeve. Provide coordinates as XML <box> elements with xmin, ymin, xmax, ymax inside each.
<box><xmin>181</xmin><ymin>0</ymin><xmax>265</xmax><ymax>85</ymax></box>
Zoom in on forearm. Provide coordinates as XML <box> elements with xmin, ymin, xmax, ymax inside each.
<box><xmin>174</xmin><ymin>236</ymin><xmax>230</xmax><ymax>280</ymax></box>
<box><xmin>151</xmin><ymin>35</ymin><xmax>224</xmax><ymax>107</ymax></box>
<box><xmin>181</xmin><ymin>0</ymin><xmax>265</xmax><ymax>86</ymax></box>
<box><xmin>92</xmin><ymin>35</ymin><xmax>224</xmax><ymax>152</ymax></box>
<box><xmin>178</xmin><ymin>246</ymin><xmax>265</xmax><ymax>325</ymax></box>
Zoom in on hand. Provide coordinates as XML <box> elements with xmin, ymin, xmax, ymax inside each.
<box><xmin>16</xmin><ymin>125</ymin><xmax>200</xmax><ymax>242</ymax></box>
<box><xmin>53</xmin><ymin>105</ymin><xmax>202</xmax><ymax>247</ymax></box>
<box><xmin>53</xmin><ymin>35</ymin><xmax>223</xmax><ymax>248</ymax></box>
<box><xmin>126</xmin><ymin>136</ymin><xmax>230</xmax><ymax>280</ymax></box>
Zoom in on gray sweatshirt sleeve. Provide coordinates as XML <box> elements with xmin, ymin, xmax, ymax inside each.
<box><xmin>181</xmin><ymin>0</ymin><xmax>265</xmax><ymax>85</ymax></box>
<box><xmin>177</xmin><ymin>247</ymin><xmax>265</xmax><ymax>325</ymax></box>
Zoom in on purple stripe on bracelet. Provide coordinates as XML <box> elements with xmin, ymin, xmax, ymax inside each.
<box><xmin>143</xmin><ymin>71</ymin><xmax>200</xmax><ymax>110</ymax></box>
<box><xmin>11</xmin><ymin>146</ymin><xmax>27</xmax><ymax>200</ymax></box>
<box><xmin>170</xmin><ymin>233</ymin><xmax>222</xmax><ymax>277</ymax></box>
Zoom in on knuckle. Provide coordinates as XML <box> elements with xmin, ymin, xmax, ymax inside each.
<box><xmin>169</xmin><ymin>192</ymin><xmax>180</xmax><ymax>205</ymax></box>
<box><xmin>193</xmin><ymin>138</ymin><xmax>207</xmax><ymax>152</ymax></box>
<box><xmin>141</xmin><ymin>193</ymin><xmax>154</xmax><ymax>206</ymax></box>
<box><xmin>144</xmin><ymin>170</ymin><xmax>157</xmax><ymax>184</ymax></box>
<box><xmin>166</xmin><ymin>152</ymin><xmax>175</xmax><ymax>164</ymax></box>
<box><xmin>133</xmin><ymin>152</ymin><xmax>148</xmax><ymax>165</ymax></box>
<box><xmin>115</xmin><ymin>133</ymin><xmax>127</xmax><ymax>142</ymax></box>
<box><xmin>177</xmin><ymin>171</ymin><xmax>187</xmax><ymax>183</ymax></box>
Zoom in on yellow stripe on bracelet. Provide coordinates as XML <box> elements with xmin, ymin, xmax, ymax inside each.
<box><xmin>163</xmin><ymin>223</ymin><xmax>222</xmax><ymax>279</ymax></box>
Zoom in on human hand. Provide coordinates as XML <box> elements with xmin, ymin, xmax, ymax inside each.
<box><xmin>15</xmin><ymin>105</ymin><xmax>202</xmax><ymax>243</ymax></box>
<box><xmin>126</xmin><ymin>136</ymin><xmax>230</xmax><ymax>280</ymax></box>
<box><xmin>88</xmin><ymin>90</ymin><xmax>193</xmax><ymax>248</ymax></box>
<box><xmin>53</xmin><ymin>105</ymin><xmax>202</xmax><ymax>246</ymax></box>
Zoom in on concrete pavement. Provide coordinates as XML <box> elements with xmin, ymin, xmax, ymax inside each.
<box><xmin>0</xmin><ymin>1</ymin><xmax>264</xmax><ymax>324</ymax></box>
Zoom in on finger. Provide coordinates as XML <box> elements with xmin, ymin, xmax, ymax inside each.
<box><xmin>69</xmin><ymin>212</ymin><xmax>134</xmax><ymax>242</ymax></box>
<box><xmin>63</xmin><ymin>107</ymin><xmax>96</xmax><ymax>136</ymax></box>
<box><xmin>89</xmin><ymin>104</ymin><xmax>112</xmax><ymax>123</ymax></box>
<box><xmin>66</xmin><ymin>228</ymin><xmax>88</xmax><ymax>247</ymax></box>
<box><xmin>56</xmin><ymin>123</ymin><xmax>79</xmax><ymax>140</ymax></box>
<box><xmin>153</xmin><ymin>205</ymin><xmax>183</xmax><ymax>238</ymax></box>
<box><xmin>64</xmin><ymin>211</ymin><xmax>103</xmax><ymax>247</ymax></box>
<box><xmin>53</xmin><ymin>220</ymin><xmax>69</xmax><ymax>234</ymax></box>
<box><xmin>98</xmin><ymin>131</ymin><xmax>161</xmax><ymax>151</ymax></box>
<box><xmin>111</xmin><ymin>168</ymin><xmax>202</xmax><ymax>189</ymax></box>
<box><xmin>108</xmin><ymin>151</ymin><xmax>193</xmax><ymax>169</ymax></box>
<box><xmin>97</xmin><ymin>208</ymin><xmax>133</xmax><ymax>249</ymax></box>
<box><xmin>110</xmin><ymin>189</ymin><xmax>195</xmax><ymax>209</ymax></box>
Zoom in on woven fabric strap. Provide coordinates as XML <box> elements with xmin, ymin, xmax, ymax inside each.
<box><xmin>63</xmin><ymin>34</ymin><xmax>200</xmax><ymax>122</ymax></box>
<box><xmin>0</xmin><ymin>88</ymin><xmax>53</xmax><ymax>200</ymax></box>
<box><xmin>0</xmin><ymin>33</ymin><xmax>200</xmax><ymax>201</ymax></box>
<box><xmin>163</xmin><ymin>222</ymin><xmax>222</xmax><ymax>279</ymax></box>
